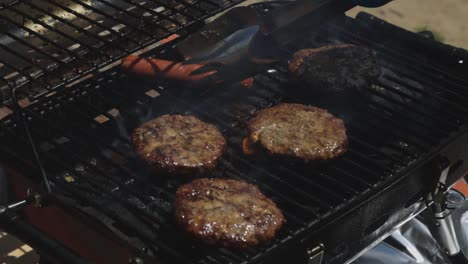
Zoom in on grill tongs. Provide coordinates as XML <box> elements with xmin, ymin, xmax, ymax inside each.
<box><xmin>180</xmin><ymin>0</ymin><xmax>357</xmax><ymax>84</ymax></box>
<box><xmin>122</xmin><ymin>0</ymin><xmax>362</xmax><ymax>85</ymax></box>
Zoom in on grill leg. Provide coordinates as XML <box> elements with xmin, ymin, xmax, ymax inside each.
<box><xmin>426</xmin><ymin>189</ymin><xmax>468</xmax><ymax>263</ymax></box>
<box><xmin>449</xmin><ymin>253</ymin><xmax>468</xmax><ymax>264</ymax></box>
<box><xmin>435</xmin><ymin>212</ymin><xmax>461</xmax><ymax>256</ymax></box>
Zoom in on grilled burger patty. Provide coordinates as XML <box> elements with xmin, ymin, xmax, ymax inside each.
<box><xmin>175</xmin><ymin>178</ymin><xmax>284</xmax><ymax>248</ymax></box>
<box><xmin>289</xmin><ymin>44</ymin><xmax>380</xmax><ymax>94</ymax></box>
<box><xmin>132</xmin><ymin>115</ymin><xmax>226</xmax><ymax>173</ymax></box>
<box><xmin>248</xmin><ymin>103</ymin><xmax>348</xmax><ymax>160</ymax></box>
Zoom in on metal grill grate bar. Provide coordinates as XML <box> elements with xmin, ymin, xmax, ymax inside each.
<box><xmin>3</xmin><ymin>32</ymin><xmax>71</xmax><ymax>69</ymax></box>
<box><xmin>0</xmin><ymin>0</ymin><xmax>243</xmax><ymax>102</ymax></box>
<box><xmin>65</xmin><ymin>0</ymin><xmax>157</xmax><ymax>37</ymax></box>
<box><xmin>0</xmin><ymin>13</ymin><xmax>89</xmax><ymax>65</ymax></box>
<box><xmin>6</xmin><ymin>6</ymin><xmax>111</xmax><ymax>57</ymax></box>
<box><xmin>90</xmin><ymin>0</ymin><xmax>172</xmax><ymax>32</ymax></box>
<box><xmin>45</xmin><ymin>0</ymin><xmax>141</xmax><ymax>45</ymax></box>
<box><xmin>0</xmin><ymin>42</ymin><xmax>65</xmax><ymax>81</ymax></box>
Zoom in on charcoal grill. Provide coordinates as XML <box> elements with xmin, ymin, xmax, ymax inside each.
<box><xmin>0</xmin><ymin>1</ymin><xmax>468</xmax><ymax>264</ymax></box>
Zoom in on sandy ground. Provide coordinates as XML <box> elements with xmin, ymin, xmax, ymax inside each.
<box><xmin>2</xmin><ymin>0</ymin><xmax>468</xmax><ymax>263</ymax></box>
<box><xmin>347</xmin><ymin>0</ymin><xmax>468</xmax><ymax>49</ymax></box>
<box><xmin>241</xmin><ymin>0</ymin><xmax>468</xmax><ymax>48</ymax></box>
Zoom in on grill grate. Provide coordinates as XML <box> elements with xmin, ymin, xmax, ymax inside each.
<box><xmin>1</xmin><ymin>10</ymin><xmax>468</xmax><ymax>264</ymax></box>
<box><xmin>0</xmin><ymin>0</ymin><xmax>243</xmax><ymax>102</ymax></box>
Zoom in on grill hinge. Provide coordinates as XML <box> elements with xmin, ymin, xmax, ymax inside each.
<box><xmin>307</xmin><ymin>244</ymin><xmax>324</xmax><ymax>264</ymax></box>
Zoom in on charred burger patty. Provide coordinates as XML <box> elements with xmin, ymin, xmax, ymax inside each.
<box><xmin>289</xmin><ymin>44</ymin><xmax>380</xmax><ymax>94</ymax></box>
<box><xmin>132</xmin><ymin>115</ymin><xmax>226</xmax><ymax>173</ymax></box>
<box><xmin>175</xmin><ymin>178</ymin><xmax>284</xmax><ymax>248</ymax></box>
<box><xmin>248</xmin><ymin>103</ymin><xmax>348</xmax><ymax>160</ymax></box>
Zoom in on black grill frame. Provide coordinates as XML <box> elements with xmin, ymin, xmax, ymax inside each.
<box><xmin>0</xmin><ymin>0</ymin><xmax>244</xmax><ymax>102</ymax></box>
<box><xmin>1</xmin><ymin>8</ymin><xmax>468</xmax><ymax>264</ymax></box>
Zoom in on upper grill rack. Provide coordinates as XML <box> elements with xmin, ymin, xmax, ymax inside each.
<box><xmin>1</xmin><ymin>11</ymin><xmax>468</xmax><ymax>264</ymax></box>
<box><xmin>0</xmin><ymin>0</ymin><xmax>243</xmax><ymax>103</ymax></box>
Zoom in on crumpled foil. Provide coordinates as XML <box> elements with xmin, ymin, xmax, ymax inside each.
<box><xmin>354</xmin><ymin>198</ymin><xmax>468</xmax><ymax>264</ymax></box>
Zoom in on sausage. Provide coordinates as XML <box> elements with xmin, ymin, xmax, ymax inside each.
<box><xmin>239</xmin><ymin>77</ymin><xmax>254</xmax><ymax>88</ymax></box>
<box><xmin>121</xmin><ymin>55</ymin><xmax>217</xmax><ymax>82</ymax></box>
<box><xmin>121</xmin><ymin>55</ymin><xmax>255</xmax><ymax>86</ymax></box>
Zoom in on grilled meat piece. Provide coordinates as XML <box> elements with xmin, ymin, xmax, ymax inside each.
<box><xmin>175</xmin><ymin>178</ymin><xmax>284</xmax><ymax>248</ymax></box>
<box><xmin>121</xmin><ymin>55</ymin><xmax>255</xmax><ymax>86</ymax></box>
<box><xmin>289</xmin><ymin>44</ymin><xmax>380</xmax><ymax>95</ymax></box>
<box><xmin>121</xmin><ymin>55</ymin><xmax>217</xmax><ymax>82</ymax></box>
<box><xmin>132</xmin><ymin>115</ymin><xmax>226</xmax><ymax>173</ymax></box>
<box><xmin>248</xmin><ymin>103</ymin><xmax>347</xmax><ymax>160</ymax></box>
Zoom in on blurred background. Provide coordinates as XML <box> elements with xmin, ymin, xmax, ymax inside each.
<box><xmin>347</xmin><ymin>0</ymin><xmax>468</xmax><ymax>49</ymax></box>
<box><xmin>1</xmin><ymin>0</ymin><xmax>468</xmax><ymax>263</ymax></box>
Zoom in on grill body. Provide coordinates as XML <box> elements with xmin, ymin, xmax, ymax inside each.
<box><xmin>0</xmin><ymin>2</ymin><xmax>468</xmax><ymax>264</ymax></box>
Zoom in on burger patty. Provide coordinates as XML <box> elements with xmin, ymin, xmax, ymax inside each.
<box><xmin>248</xmin><ymin>103</ymin><xmax>348</xmax><ymax>160</ymax></box>
<box><xmin>175</xmin><ymin>178</ymin><xmax>284</xmax><ymax>248</ymax></box>
<box><xmin>132</xmin><ymin>115</ymin><xmax>226</xmax><ymax>173</ymax></box>
<box><xmin>289</xmin><ymin>44</ymin><xmax>380</xmax><ymax>95</ymax></box>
